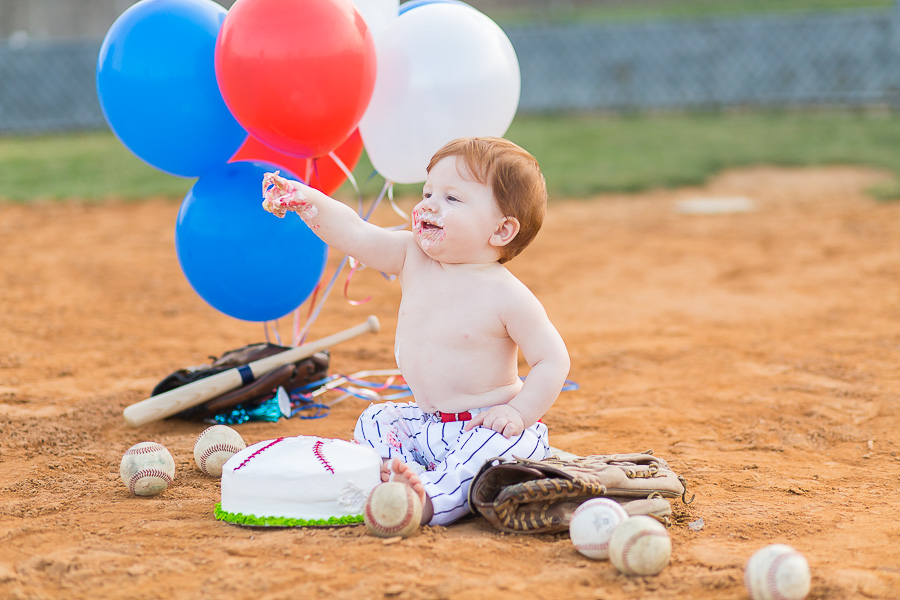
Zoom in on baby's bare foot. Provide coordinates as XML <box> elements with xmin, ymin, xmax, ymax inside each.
<box><xmin>389</xmin><ymin>458</ymin><xmax>433</xmax><ymax>525</ymax></box>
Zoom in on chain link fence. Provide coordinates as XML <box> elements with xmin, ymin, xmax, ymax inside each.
<box><xmin>511</xmin><ymin>8</ymin><xmax>900</xmax><ymax>112</ymax></box>
<box><xmin>0</xmin><ymin>39</ymin><xmax>103</xmax><ymax>132</ymax></box>
<box><xmin>0</xmin><ymin>3</ymin><xmax>898</xmax><ymax>133</ymax></box>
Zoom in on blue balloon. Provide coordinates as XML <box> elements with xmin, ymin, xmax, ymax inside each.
<box><xmin>176</xmin><ymin>161</ymin><xmax>327</xmax><ymax>322</ymax></box>
<box><xmin>398</xmin><ymin>0</ymin><xmax>467</xmax><ymax>15</ymax></box>
<box><xmin>96</xmin><ymin>0</ymin><xmax>246</xmax><ymax>178</ymax></box>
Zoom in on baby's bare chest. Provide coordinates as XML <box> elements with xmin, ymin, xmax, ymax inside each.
<box><xmin>397</xmin><ymin>270</ymin><xmax>507</xmax><ymax>344</ymax></box>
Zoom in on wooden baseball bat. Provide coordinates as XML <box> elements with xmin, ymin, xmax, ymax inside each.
<box><xmin>123</xmin><ymin>315</ymin><xmax>380</xmax><ymax>428</ymax></box>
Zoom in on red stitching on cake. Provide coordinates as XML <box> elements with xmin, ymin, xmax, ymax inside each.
<box><xmin>313</xmin><ymin>440</ymin><xmax>335</xmax><ymax>473</ymax></box>
<box><xmin>129</xmin><ymin>468</ymin><xmax>172</xmax><ymax>492</ymax></box>
<box><xmin>234</xmin><ymin>437</ymin><xmax>284</xmax><ymax>471</ymax></box>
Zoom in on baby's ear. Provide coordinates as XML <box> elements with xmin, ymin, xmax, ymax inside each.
<box><xmin>490</xmin><ymin>216</ymin><xmax>520</xmax><ymax>248</ymax></box>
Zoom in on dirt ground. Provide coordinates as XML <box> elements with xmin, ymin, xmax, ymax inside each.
<box><xmin>1</xmin><ymin>166</ymin><xmax>899</xmax><ymax>600</ymax></box>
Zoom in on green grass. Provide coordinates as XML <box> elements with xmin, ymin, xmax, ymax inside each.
<box><xmin>505</xmin><ymin>109</ymin><xmax>900</xmax><ymax>198</ymax></box>
<box><xmin>4</xmin><ymin>109</ymin><xmax>900</xmax><ymax>203</ymax></box>
<box><xmin>0</xmin><ymin>131</ymin><xmax>193</xmax><ymax>201</ymax></box>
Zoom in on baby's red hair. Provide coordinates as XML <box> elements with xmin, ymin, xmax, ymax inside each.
<box><xmin>426</xmin><ymin>137</ymin><xmax>547</xmax><ymax>263</ymax></box>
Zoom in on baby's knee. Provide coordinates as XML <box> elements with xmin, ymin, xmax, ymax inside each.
<box><xmin>357</xmin><ymin>402</ymin><xmax>384</xmax><ymax>422</ymax></box>
<box><xmin>353</xmin><ymin>405</ymin><xmax>381</xmax><ymax>443</ymax></box>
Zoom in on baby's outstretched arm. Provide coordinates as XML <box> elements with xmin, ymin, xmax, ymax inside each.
<box><xmin>262</xmin><ymin>171</ymin><xmax>409</xmax><ymax>275</ymax></box>
<box><xmin>465</xmin><ymin>284</ymin><xmax>570</xmax><ymax>438</ymax></box>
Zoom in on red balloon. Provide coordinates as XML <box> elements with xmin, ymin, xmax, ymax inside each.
<box><xmin>215</xmin><ymin>0</ymin><xmax>376</xmax><ymax>159</ymax></box>
<box><xmin>231</xmin><ymin>129</ymin><xmax>365</xmax><ymax>196</ymax></box>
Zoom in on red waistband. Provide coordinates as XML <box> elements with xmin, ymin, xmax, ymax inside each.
<box><xmin>436</xmin><ymin>411</ymin><xmax>472</xmax><ymax>423</ymax></box>
<box><xmin>434</xmin><ymin>411</ymin><xmax>543</xmax><ymax>424</ymax></box>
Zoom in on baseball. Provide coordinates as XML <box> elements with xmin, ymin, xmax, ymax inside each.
<box><xmin>120</xmin><ymin>441</ymin><xmax>175</xmax><ymax>496</ymax></box>
<box><xmin>744</xmin><ymin>544</ymin><xmax>811</xmax><ymax>600</ymax></box>
<box><xmin>193</xmin><ymin>425</ymin><xmax>246</xmax><ymax>477</ymax></box>
<box><xmin>609</xmin><ymin>515</ymin><xmax>672</xmax><ymax>576</ymax></box>
<box><xmin>569</xmin><ymin>498</ymin><xmax>629</xmax><ymax>559</ymax></box>
<box><xmin>364</xmin><ymin>482</ymin><xmax>423</xmax><ymax>538</ymax></box>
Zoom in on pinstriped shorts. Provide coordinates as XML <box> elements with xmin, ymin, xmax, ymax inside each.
<box><xmin>354</xmin><ymin>401</ymin><xmax>550</xmax><ymax>526</ymax></box>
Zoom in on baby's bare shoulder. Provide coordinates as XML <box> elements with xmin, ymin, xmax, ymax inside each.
<box><xmin>491</xmin><ymin>265</ymin><xmax>537</xmax><ymax>295</ymax></box>
<box><xmin>489</xmin><ymin>267</ymin><xmax>552</xmax><ymax>317</ymax></box>
<box><xmin>476</xmin><ymin>267</ymin><xmax>544</xmax><ymax>320</ymax></box>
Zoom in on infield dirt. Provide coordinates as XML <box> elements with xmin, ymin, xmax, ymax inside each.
<box><xmin>1</xmin><ymin>166</ymin><xmax>898</xmax><ymax>599</ymax></box>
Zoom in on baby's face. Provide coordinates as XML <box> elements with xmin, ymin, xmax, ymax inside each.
<box><xmin>413</xmin><ymin>156</ymin><xmax>505</xmax><ymax>263</ymax></box>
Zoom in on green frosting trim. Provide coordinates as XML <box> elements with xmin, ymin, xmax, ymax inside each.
<box><xmin>214</xmin><ymin>503</ymin><xmax>364</xmax><ymax>528</ymax></box>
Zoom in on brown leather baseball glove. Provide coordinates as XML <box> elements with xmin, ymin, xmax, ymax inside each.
<box><xmin>468</xmin><ymin>451</ymin><xmax>691</xmax><ymax>534</ymax></box>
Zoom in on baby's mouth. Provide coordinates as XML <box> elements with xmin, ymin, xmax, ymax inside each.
<box><xmin>413</xmin><ymin>210</ymin><xmax>445</xmax><ymax>240</ymax></box>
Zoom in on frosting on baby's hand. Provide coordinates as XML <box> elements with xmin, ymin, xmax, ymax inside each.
<box><xmin>261</xmin><ymin>171</ymin><xmax>316</xmax><ymax>221</ymax></box>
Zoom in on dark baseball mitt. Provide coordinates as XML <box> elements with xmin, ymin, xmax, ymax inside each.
<box><xmin>468</xmin><ymin>451</ymin><xmax>691</xmax><ymax>534</ymax></box>
<box><xmin>151</xmin><ymin>343</ymin><xmax>330</xmax><ymax>420</ymax></box>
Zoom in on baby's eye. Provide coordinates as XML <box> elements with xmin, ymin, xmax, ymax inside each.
<box><xmin>447</xmin><ymin>195</ymin><xmax>460</xmax><ymax>203</ymax></box>
<box><xmin>422</xmin><ymin>192</ymin><xmax>432</xmax><ymax>199</ymax></box>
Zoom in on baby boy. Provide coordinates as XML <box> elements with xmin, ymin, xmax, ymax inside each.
<box><xmin>262</xmin><ymin>137</ymin><xmax>570</xmax><ymax>526</ymax></box>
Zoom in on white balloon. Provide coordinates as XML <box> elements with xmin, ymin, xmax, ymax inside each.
<box><xmin>359</xmin><ymin>3</ymin><xmax>521</xmax><ymax>184</ymax></box>
<box><xmin>353</xmin><ymin>0</ymin><xmax>399</xmax><ymax>40</ymax></box>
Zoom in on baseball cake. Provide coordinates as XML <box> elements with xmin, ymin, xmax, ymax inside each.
<box><xmin>215</xmin><ymin>435</ymin><xmax>382</xmax><ymax>527</ymax></box>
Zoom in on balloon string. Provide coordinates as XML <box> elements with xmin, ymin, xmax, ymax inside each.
<box><xmin>365</xmin><ymin>179</ymin><xmax>391</xmax><ymax>220</ymax></box>
<box><xmin>292</xmin><ymin>281</ymin><xmax>321</xmax><ymax>347</ymax></box>
<box><xmin>296</xmin><ymin>254</ymin><xmax>349</xmax><ymax>345</ymax></box>
<box><xmin>294</xmin><ymin>180</ymin><xmax>391</xmax><ymax>343</ymax></box>
<box><xmin>264</xmin><ymin>319</ymin><xmax>283</xmax><ymax>345</ymax></box>
<box><xmin>386</xmin><ymin>182</ymin><xmax>408</xmax><ymax>222</ymax></box>
<box><xmin>327</xmin><ymin>150</ymin><xmax>362</xmax><ymax>212</ymax></box>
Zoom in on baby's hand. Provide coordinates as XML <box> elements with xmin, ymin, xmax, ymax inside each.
<box><xmin>261</xmin><ymin>171</ymin><xmax>309</xmax><ymax>219</ymax></box>
<box><xmin>464</xmin><ymin>405</ymin><xmax>525</xmax><ymax>438</ymax></box>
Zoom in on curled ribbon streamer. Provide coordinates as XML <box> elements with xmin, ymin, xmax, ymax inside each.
<box><xmin>386</xmin><ymin>183</ymin><xmax>409</xmax><ymax>222</ymax></box>
<box><xmin>561</xmin><ymin>379</ymin><xmax>580</xmax><ymax>392</ymax></box>
<box><xmin>290</xmin><ymin>402</ymin><xmax>329</xmax><ymax>420</ymax></box>
<box><xmin>285</xmin><ymin>369</ymin><xmax>579</xmax><ymax>416</ymax></box>
<box><xmin>290</xmin><ymin>369</ymin><xmax>407</xmax><ymax>408</ymax></box>
<box><xmin>343</xmin><ymin>256</ymin><xmax>372</xmax><ymax>306</ymax></box>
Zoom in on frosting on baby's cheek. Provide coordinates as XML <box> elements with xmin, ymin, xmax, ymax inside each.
<box><xmin>412</xmin><ymin>207</ymin><xmax>446</xmax><ymax>250</ymax></box>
